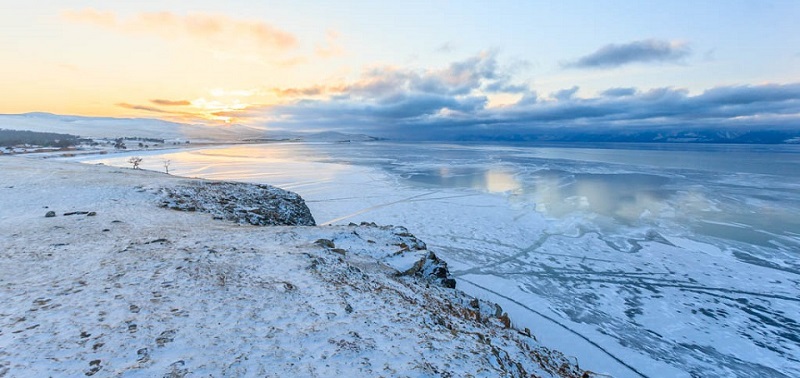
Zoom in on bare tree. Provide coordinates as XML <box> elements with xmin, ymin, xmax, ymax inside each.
<box><xmin>163</xmin><ymin>159</ymin><xmax>171</xmax><ymax>174</ymax></box>
<box><xmin>128</xmin><ymin>156</ymin><xmax>143</xmax><ymax>169</ymax></box>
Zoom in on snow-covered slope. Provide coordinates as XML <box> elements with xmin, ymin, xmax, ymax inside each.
<box><xmin>0</xmin><ymin>157</ymin><xmax>590</xmax><ymax>377</ymax></box>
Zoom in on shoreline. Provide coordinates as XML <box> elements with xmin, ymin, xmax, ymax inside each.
<box><xmin>0</xmin><ymin>156</ymin><xmax>592</xmax><ymax>377</ymax></box>
<box><xmin>11</xmin><ymin>141</ymin><xmax>251</xmax><ymax>160</ymax></box>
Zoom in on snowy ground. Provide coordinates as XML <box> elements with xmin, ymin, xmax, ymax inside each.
<box><xmin>70</xmin><ymin>142</ymin><xmax>800</xmax><ymax>378</ymax></box>
<box><xmin>0</xmin><ymin>157</ymin><xmax>590</xmax><ymax>377</ymax></box>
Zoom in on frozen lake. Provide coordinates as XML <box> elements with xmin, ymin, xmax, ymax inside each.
<box><xmin>80</xmin><ymin>142</ymin><xmax>800</xmax><ymax>378</ymax></box>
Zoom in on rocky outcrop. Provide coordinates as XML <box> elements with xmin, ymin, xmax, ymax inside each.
<box><xmin>304</xmin><ymin>224</ymin><xmax>592</xmax><ymax>377</ymax></box>
<box><xmin>320</xmin><ymin>222</ymin><xmax>457</xmax><ymax>289</ymax></box>
<box><xmin>157</xmin><ymin>181</ymin><xmax>315</xmax><ymax>226</ymax></box>
<box><xmin>380</xmin><ymin>224</ymin><xmax>456</xmax><ymax>288</ymax></box>
<box><xmin>400</xmin><ymin>251</ymin><xmax>457</xmax><ymax>288</ymax></box>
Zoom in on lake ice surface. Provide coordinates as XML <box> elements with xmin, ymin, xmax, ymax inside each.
<box><xmin>80</xmin><ymin>142</ymin><xmax>800</xmax><ymax>378</ymax></box>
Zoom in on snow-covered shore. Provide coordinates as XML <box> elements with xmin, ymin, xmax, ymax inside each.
<box><xmin>0</xmin><ymin>157</ymin><xmax>591</xmax><ymax>377</ymax></box>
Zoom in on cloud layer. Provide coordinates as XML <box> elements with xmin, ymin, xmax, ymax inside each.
<box><xmin>150</xmin><ymin>99</ymin><xmax>191</xmax><ymax>106</ymax></box>
<box><xmin>242</xmin><ymin>53</ymin><xmax>800</xmax><ymax>140</ymax></box>
<box><xmin>63</xmin><ymin>9</ymin><xmax>297</xmax><ymax>50</ymax></box>
<box><xmin>566</xmin><ymin>39</ymin><xmax>691</xmax><ymax>69</ymax></box>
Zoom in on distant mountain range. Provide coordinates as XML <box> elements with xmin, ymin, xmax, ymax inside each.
<box><xmin>0</xmin><ymin>113</ymin><xmax>379</xmax><ymax>143</ymax></box>
<box><xmin>449</xmin><ymin>126</ymin><xmax>800</xmax><ymax>144</ymax></box>
<box><xmin>1</xmin><ymin>112</ymin><xmax>797</xmax><ymax>144</ymax></box>
<box><xmin>244</xmin><ymin>131</ymin><xmax>383</xmax><ymax>143</ymax></box>
<box><xmin>0</xmin><ymin>112</ymin><xmax>266</xmax><ymax>141</ymax></box>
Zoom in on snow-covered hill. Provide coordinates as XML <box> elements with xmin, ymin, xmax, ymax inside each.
<box><xmin>0</xmin><ymin>113</ymin><xmax>385</xmax><ymax>145</ymax></box>
<box><xmin>0</xmin><ymin>113</ymin><xmax>266</xmax><ymax>141</ymax></box>
<box><xmin>0</xmin><ymin>157</ymin><xmax>590</xmax><ymax>377</ymax></box>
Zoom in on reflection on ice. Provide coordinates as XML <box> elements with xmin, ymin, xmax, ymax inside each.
<box><xmin>406</xmin><ymin>166</ymin><xmax>676</xmax><ymax>227</ymax></box>
<box><xmin>404</xmin><ymin>166</ymin><xmax>521</xmax><ymax>193</ymax></box>
<box><xmin>520</xmin><ymin>172</ymin><xmax>672</xmax><ymax>226</ymax></box>
<box><xmin>485</xmin><ymin>170</ymin><xmax>520</xmax><ymax>193</ymax></box>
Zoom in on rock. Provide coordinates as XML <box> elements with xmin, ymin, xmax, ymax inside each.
<box><xmin>45</xmin><ymin>211</ymin><xmax>56</xmax><ymax>218</ymax></box>
<box><xmin>314</xmin><ymin>239</ymin><xmax>335</xmax><ymax>249</ymax></box>
<box><xmin>441</xmin><ymin>278</ymin><xmax>456</xmax><ymax>289</ymax></box>
<box><xmin>494</xmin><ymin>304</ymin><xmax>503</xmax><ymax>318</ymax></box>
<box><xmin>432</xmin><ymin>266</ymin><xmax>448</xmax><ymax>278</ymax></box>
<box><xmin>498</xmin><ymin>312</ymin><xmax>511</xmax><ymax>328</ymax></box>
<box><xmin>386</xmin><ymin>226</ymin><xmax>426</xmax><ymax>250</ymax></box>
<box><xmin>158</xmin><ymin>181</ymin><xmax>316</xmax><ymax>226</ymax></box>
<box><xmin>400</xmin><ymin>251</ymin><xmax>456</xmax><ymax>289</ymax></box>
<box><xmin>64</xmin><ymin>211</ymin><xmax>89</xmax><ymax>216</ymax></box>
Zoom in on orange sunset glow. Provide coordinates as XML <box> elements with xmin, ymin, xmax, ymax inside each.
<box><xmin>1</xmin><ymin>1</ymin><xmax>798</xmax><ymax>135</ymax></box>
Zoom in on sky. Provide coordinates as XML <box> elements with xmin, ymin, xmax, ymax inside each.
<box><xmin>2</xmin><ymin>0</ymin><xmax>799</xmax><ymax>138</ymax></box>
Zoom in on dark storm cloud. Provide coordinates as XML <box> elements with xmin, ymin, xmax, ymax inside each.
<box><xmin>565</xmin><ymin>39</ymin><xmax>691</xmax><ymax>69</ymax></box>
<box><xmin>696</xmin><ymin>83</ymin><xmax>800</xmax><ymax>105</ymax></box>
<box><xmin>259</xmin><ymin>54</ymin><xmax>800</xmax><ymax>140</ymax></box>
<box><xmin>493</xmin><ymin>85</ymin><xmax>800</xmax><ymax>131</ymax></box>
<box><xmin>601</xmin><ymin>87</ymin><xmax>637</xmax><ymax>97</ymax></box>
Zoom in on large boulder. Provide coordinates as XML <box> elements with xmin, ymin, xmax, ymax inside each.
<box><xmin>157</xmin><ymin>181</ymin><xmax>316</xmax><ymax>226</ymax></box>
